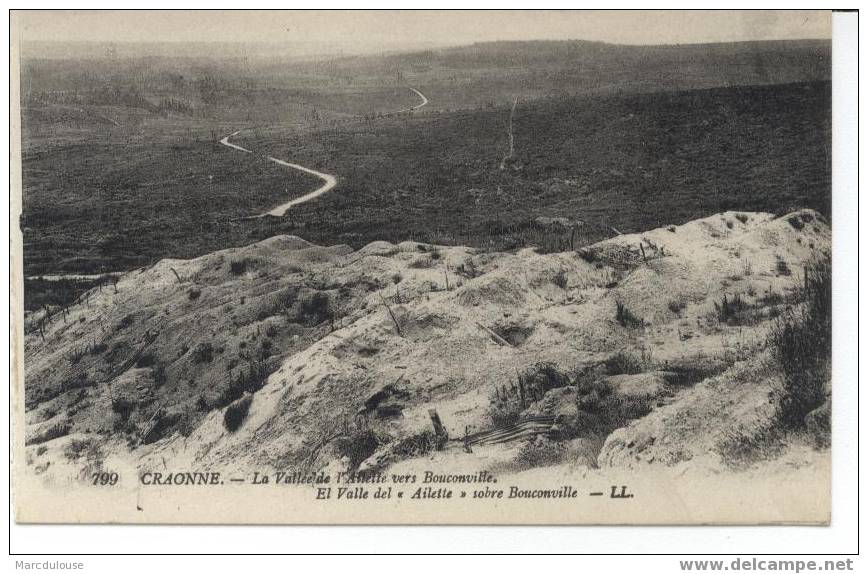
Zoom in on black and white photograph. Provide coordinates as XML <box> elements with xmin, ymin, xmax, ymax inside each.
<box><xmin>8</xmin><ymin>9</ymin><xmax>850</xmax><ymax>530</ymax></box>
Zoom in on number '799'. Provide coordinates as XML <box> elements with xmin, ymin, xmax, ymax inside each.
<box><xmin>91</xmin><ymin>472</ymin><xmax>119</xmax><ymax>486</ymax></box>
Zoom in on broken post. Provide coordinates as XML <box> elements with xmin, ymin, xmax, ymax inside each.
<box><xmin>428</xmin><ymin>408</ymin><xmax>449</xmax><ymax>448</ymax></box>
<box><xmin>378</xmin><ymin>293</ymin><xmax>402</xmax><ymax>336</ymax></box>
<box><xmin>475</xmin><ymin>321</ymin><xmax>512</xmax><ymax>347</ymax></box>
<box><xmin>170</xmin><ymin>267</ymin><xmax>182</xmax><ymax>284</ymax></box>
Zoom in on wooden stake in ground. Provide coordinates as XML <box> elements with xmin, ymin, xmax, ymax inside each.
<box><xmin>170</xmin><ymin>267</ymin><xmax>182</xmax><ymax>284</ymax></box>
<box><xmin>428</xmin><ymin>408</ymin><xmax>449</xmax><ymax>448</ymax></box>
<box><xmin>475</xmin><ymin>321</ymin><xmax>512</xmax><ymax>347</ymax></box>
<box><xmin>378</xmin><ymin>293</ymin><xmax>402</xmax><ymax>336</ymax></box>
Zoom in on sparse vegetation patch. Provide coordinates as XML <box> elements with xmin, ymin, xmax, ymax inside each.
<box><xmin>768</xmin><ymin>255</ymin><xmax>831</xmax><ymax>431</ymax></box>
<box><xmin>223</xmin><ymin>394</ymin><xmax>253</xmax><ymax>432</ymax></box>
<box><xmin>615</xmin><ymin>301</ymin><xmax>643</xmax><ymax>329</ymax></box>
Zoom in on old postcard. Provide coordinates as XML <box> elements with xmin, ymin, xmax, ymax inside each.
<box><xmin>10</xmin><ymin>9</ymin><xmax>835</xmax><ymax>524</ymax></box>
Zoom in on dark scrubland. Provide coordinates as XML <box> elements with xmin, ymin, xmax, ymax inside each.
<box><xmin>22</xmin><ymin>138</ymin><xmax>317</xmax><ymax>274</ymax></box>
<box><xmin>242</xmin><ymin>80</ymin><xmax>830</xmax><ymax>249</ymax></box>
<box><xmin>20</xmin><ymin>41</ymin><xmax>830</xmax><ymax>303</ymax></box>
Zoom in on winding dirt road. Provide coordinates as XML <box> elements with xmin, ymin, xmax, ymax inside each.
<box><xmin>394</xmin><ymin>88</ymin><xmax>429</xmax><ymax>114</ymax></box>
<box><xmin>219</xmin><ymin>87</ymin><xmax>428</xmax><ymax>217</ymax></box>
<box><xmin>220</xmin><ymin>130</ymin><xmax>338</xmax><ymax>217</ymax></box>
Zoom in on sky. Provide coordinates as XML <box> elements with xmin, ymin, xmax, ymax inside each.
<box><xmin>15</xmin><ymin>10</ymin><xmax>831</xmax><ymax>52</ymax></box>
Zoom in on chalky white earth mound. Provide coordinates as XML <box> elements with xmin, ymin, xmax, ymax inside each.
<box><xmin>21</xmin><ymin>209</ymin><xmax>830</xmax><ymax>486</ymax></box>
